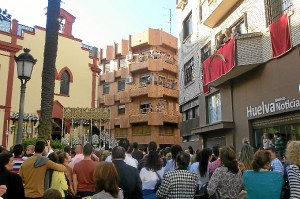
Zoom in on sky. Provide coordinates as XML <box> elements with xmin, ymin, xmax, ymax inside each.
<box><xmin>0</xmin><ymin>0</ymin><xmax>178</xmax><ymax>48</ymax></box>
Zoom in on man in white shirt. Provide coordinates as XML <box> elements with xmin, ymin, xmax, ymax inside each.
<box><xmin>105</xmin><ymin>138</ymin><xmax>138</xmax><ymax>168</ymax></box>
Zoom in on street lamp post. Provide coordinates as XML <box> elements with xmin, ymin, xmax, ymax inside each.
<box><xmin>14</xmin><ymin>48</ymin><xmax>37</xmax><ymax>144</ymax></box>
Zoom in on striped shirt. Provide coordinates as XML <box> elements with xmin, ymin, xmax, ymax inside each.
<box><xmin>12</xmin><ymin>157</ymin><xmax>24</xmax><ymax>174</ymax></box>
<box><xmin>287</xmin><ymin>164</ymin><xmax>300</xmax><ymax>198</ymax></box>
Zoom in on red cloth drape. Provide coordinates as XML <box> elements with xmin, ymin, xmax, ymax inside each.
<box><xmin>202</xmin><ymin>39</ymin><xmax>235</xmax><ymax>93</ymax></box>
<box><xmin>269</xmin><ymin>14</ymin><xmax>292</xmax><ymax>58</ymax></box>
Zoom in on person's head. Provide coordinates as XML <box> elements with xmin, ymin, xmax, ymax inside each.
<box><xmin>74</xmin><ymin>144</ymin><xmax>83</xmax><ymax>154</ymax></box>
<box><xmin>266</xmin><ymin>147</ymin><xmax>277</xmax><ymax>160</ymax></box>
<box><xmin>101</xmin><ymin>150</ymin><xmax>110</xmax><ymax>161</ymax></box>
<box><xmin>54</xmin><ymin>151</ymin><xmax>68</xmax><ymax>165</ymax></box>
<box><xmin>83</xmin><ymin>143</ymin><xmax>93</xmax><ymax>156</ymax></box>
<box><xmin>70</xmin><ymin>148</ymin><xmax>76</xmax><ymax>158</ymax></box>
<box><xmin>26</xmin><ymin>145</ymin><xmax>35</xmax><ymax>155</ymax></box>
<box><xmin>239</xmin><ymin>144</ymin><xmax>254</xmax><ymax>170</ymax></box>
<box><xmin>176</xmin><ymin>151</ymin><xmax>190</xmax><ymax>170</ymax></box>
<box><xmin>188</xmin><ymin>146</ymin><xmax>194</xmax><ymax>155</ymax></box>
<box><xmin>212</xmin><ymin>144</ymin><xmax>220</xmax><ymax>158</ymax></box>
<box><xmin>0</xmin><ymin>153</ymin><xmax>14</xmax><ymax>172</ymax></box>
<box><xmin>224</xmin><ymin>28</ymin><xmax>231</xmax><ymax>36</ymax></box>
<box><xmin>285</xmin><ymin>141</ymin><xmax>300</xmax><ymax>166</ymax></box>
<box><xmin>127</xmin><ymin>143</ymin><xmax>134</xmax><ymax>154</ymax></box>
<box><xmin>199</xmin><ymin>148</ymin><xmax>213</xmax><ymax>177</ymax></box>
<box><xmin>63</xmin><ymin>145</ymin><xmax>71</xmax><ymax>154</ymax></box>
<box><xmin>94</xmin><ymin>162</ymin><xmax>120</xmax><ymax>197</ymax></box>
<box><xmin>242</xmin><ymin>137</ymin><xmax>250</xmax><ymax>145</ymax></box>
<box><xmin>220</xmin><ymin>146</ymin><xmax>239</xmax><ymax>174</ymax></box>
<box><xmin>133</xmin><ymin>142</ymin><xmax>138</xmax><ymax>149</ymax></box>
<box><xmin>112</xmin><ymin>146</ymin><xmax>125</xmax><ymax>160</ymax></box>
<box><xmin>231</xmin><ymin>26</ymin><xmax>237</xmax><ymax>33</ymax></box>
<box><xmin>274</xmin><ymin>132</ymin><xmax>280</xmax><ymax>138</ymax></box>
<box><xmin>147</xmin><ymin>141</ymin><xmax>157</xmax><ymax>153</ymax></box>
<box><xmin>35</xmin><ymin>141</ymin><xmax>46</xmax><ymax>154</ymax></box>
<box><xmin>0</xmin><ymin>146</ymin><xmax>6</xmax><ymax>154</ymax></box>
<box><xmin>171</xmin><ymin>144</ymin><xmax>183</xmax><ymax>160</ymax></box>
<box><xmin>252</xmin><ymin>150</ymin><xmax>271</xmax><ymax>171</ymax></box>
<box><xmin>263</xmin><ymin>133</ymin><xmax>269</xmax><ymax>139</ymax></box>
<box><xmin>118</xmin><ymin>138</ymin><xmax>130</xmax><ymax>151</ymax></box>
<box><xmin>145</xmin><ymin>147</ymin><xmax>162</xmax><ymax>171</ymax></box>
<box><xmin>42</xmin><ymin>188</ymin><xmax>62</xmax><ymax>199</ymax></box>
<box><xmin>13</xmin><ymin>144</ymin><xmax>24</xmax><ymax>157</ymax></box>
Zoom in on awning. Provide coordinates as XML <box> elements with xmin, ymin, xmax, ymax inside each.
<box><xmin>10</xmin><ymin>113</ymin><xmax>39</xmax><ymax>121</ymax></box>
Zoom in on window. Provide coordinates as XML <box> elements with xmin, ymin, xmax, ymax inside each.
<box><xmin>104</xmin><ymin>62</ymin><xmax>110</xmax><ymax>73</ymax></box>
<box><xmin>184</xmin><ymin>57</ymin><xmax>194</xmax><ymax>85</ymax></box>
<box><xmin>207</xmin><ymin>92</ymin><xmax>222</xmax><ymax>124</ymax></box>
<box><xmin>103</xmin><ymin>84</ymin><xmax>109</xmax><ymax>94</ymax></box>
<box><xmin>118</xmin><ymin>104</ymin><xmax>125</xmax><ymax>114</ymax></box>
<box><xmin>118</xmin><ymin>80</ymin><xmax>125</xmax><ymax>91</ymax></box>
<box><xmin>265</xmin><ymin>0</ymin><xmax>292</xmax><ymax>25</ymax></box>
<box><xmin>60</xmin><ymin>71</ymin><xmax>70</xmax><ymax>95</ymax></box>
<box><xmin>201</xmin><ymin>42</ymin><xmax>211</xmax><ymax>63</ymax></box>
<box><xmin>132</xmin><ymin>125</ymin><xmax>151</xmax><ymax>136</ymax></box>
<box><xmin>115</xmin><ymin>126</ymin><xmax>128</xmax><ymax>138</ymax></box>
<box><xmin>119</xmin><ymin>58</ymin><xmax>126</xmax><ymax>68</ymax></box>
<box><xmin>140</xmin><ymin>75</ymin><xmax>152</xmax><ymax>87</ymax></box>
<box><xmin>140</xmin><ymin>102</ymin><xmax>152</xmax><ymax>114</ymax></box>
<box><xmin>183</xmin><ymin>12</ymin><xmax>193</xmax><ymax>40</ymax></box>
<box><xmin>182</xmin><ymin>99</ymin><xmax>199</xmax><ymax>121</ymax></box>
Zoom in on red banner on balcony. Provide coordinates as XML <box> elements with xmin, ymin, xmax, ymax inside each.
<box><xmin>202</xmin><ymin>39</ymin><xmax>235</xmax><ymax>93</ymax></box>
<box><xmin>269</xmin><ymin>14</ymin><xmax>292</xmax><ymax>58</ymax></box>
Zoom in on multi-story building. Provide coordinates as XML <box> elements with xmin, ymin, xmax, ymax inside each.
<box><xmin>98</xmin><ymin>28</ymin><xmax>181</xmax><ymax>147</ymax></box>
<box><xmin>0</xmin><ymin>8</ymin><xmax>100</xmax><ymax>147</ymax></box>
<box><xmin>177</xmin><ymin>0</ymin><xmax>300</xmax><ymax>151</ymax></box>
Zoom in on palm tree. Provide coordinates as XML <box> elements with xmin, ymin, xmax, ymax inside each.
<box><xmin>39</xmin><ymin>0</ymin><xmax>61</xmax><ymax>139</ymax></box>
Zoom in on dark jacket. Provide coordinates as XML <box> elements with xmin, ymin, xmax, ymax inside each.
<box><xmin>0</xmin><ymin>170</ymin><xmax>25</xmax><ymax>199</ymax></box>
<box><xmin>113</xmin><ymin>160</ymin><xmax>142</xmax><ymax>199</ymax></box>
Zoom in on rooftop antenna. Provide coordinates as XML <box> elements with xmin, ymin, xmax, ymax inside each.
<box><xmin>164</xmin><ymin>7</ymin><xmax>172</xmax><ymax>34</ymax></box>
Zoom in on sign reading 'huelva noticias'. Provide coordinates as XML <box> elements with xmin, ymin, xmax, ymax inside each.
<box><xmin>246</xmin><ymin>97</ymin><xmax>300</xmax><ymax>118</ymax></box>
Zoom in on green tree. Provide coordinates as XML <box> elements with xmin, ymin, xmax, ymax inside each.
<box><xmin>39</xmin><ymin>0</ymin><xmax>61</xmax><ymax>139</ymax></box>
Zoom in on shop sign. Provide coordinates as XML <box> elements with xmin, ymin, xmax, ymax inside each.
<box><xmin>0</xmin><ymin>8</ymin><xmax>11</xmax><ymax>22</ymax></box>
<box><xmin>246</xmin><ymin>97</ymin><xmax>300</xmax><ymax>118</ymax></box>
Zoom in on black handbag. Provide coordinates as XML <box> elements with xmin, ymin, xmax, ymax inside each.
<box><xmin>194</xmin><ymin>182</ymin><xmax>209</xmax><ymax>199</ymax></box>
<box><xmin>154</xmin><ymin>171</ymin><xmax>162</xmax><ymax>192</ymax></box>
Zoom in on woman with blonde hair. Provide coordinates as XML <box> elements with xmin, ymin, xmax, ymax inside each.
<box><xmin>238</xmin><ymin>144</ymin><xmax>254</xmax><ymax>172</ymax></box>
<box><xmin>92</xmin><ymin>162</ymin><xmax>123</xmax><ymax>199</ymax></box>
<box><xmin>207</xmin><ymin>146</ymin><xmax>243</xmax><ymax>198</ymax></box>
<box><xmin>285</xmin><ymin>141</ymin><xmax>300</xmax><ymax>198</ymax></box>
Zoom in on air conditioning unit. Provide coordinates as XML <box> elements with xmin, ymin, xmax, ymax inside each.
<box><xmin>126</xmin><ymin>54</ymin><xmax>133</xmax><ymax>61</ymax></box>
<box><xmin>125</xmin><ymin>76</ymin><xmax>133</xmax><ymax>84</ymax></box>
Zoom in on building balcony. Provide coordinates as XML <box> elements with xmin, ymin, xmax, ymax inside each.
<box><xmin>115</xmin><ymin>91</ymin><xmax>131</xmax><ymax>103</ymax></box>
<box><xmin>129</xmin><ymin>84</ymin><xmax>178</xmax><ymax>99</ymax></box>
<box><xmin>105</xmin><ymin>71</ymin><xmax>115</xmax><ymax>83</ymax></box>
<box><xmin>114</xmin><ymin>67</ymin><xmax>128</xmax><ymax>79</ymax></box>
<box><xmin>129</xmin><ymin>57</ymin><xmax>177</xmax><ymax>74</ymax></box>
<box><xmin>180</xmin><ymin>117</ymin><xmax>200</xmax><ymax>137</ymax></box>
<box><xmin>103</xmin><ymin>94</ymin><xmax>114</xmax><ymax>106</ymax></box>
<box><xmin>129</xmin><ymin>109</ymin><xmax>179</xmax><ymax>125</ymax></box>
<box><xmin>114</xmin><ymin>115</ymin><xmax>130</xmax><ymax>128</ymax></box>
<box><xmin>202</xmin><ymin>0</ymin><xmax>243</xmax><ymax>28</ymax></box>
<box><xmin>203</xmin><ymin>34</ymin><xmax>264</xmax><ymax>88</ymax></box>
<box><xmin>131</xmin><ymin>28</ymin><xmax>177</xmax><ymax>51</ymax></box>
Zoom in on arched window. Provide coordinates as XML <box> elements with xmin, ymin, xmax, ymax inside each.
<box><xmin>60</xmin><ymin>71</ymin><xmax>70</xmax><ymax>95</ymax></box>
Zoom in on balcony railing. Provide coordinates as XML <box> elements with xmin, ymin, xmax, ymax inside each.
<box><xmin>129</xmin><ymin>53</ymin><xmax>177</xmax><ymax>74</ymax></box>
<box><xmin>129</xmin><ymin>82</ymin><xmax>178</xmax><ymax>98</ymax></box>
<box><xmin>129</xmin><ymin>109</ymin><xmax>179</xmax><ymax>125</ymax></box>
<box><xmin>203</xmin><ymin>34</ymin><xmax>265</xmax><ymax>88</ymax></box>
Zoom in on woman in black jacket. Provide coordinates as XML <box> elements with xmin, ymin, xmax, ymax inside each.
<box><xmin>0</xmin><ymin>153</ymin><xmax>25</xmax><ymax>199</ymax></box>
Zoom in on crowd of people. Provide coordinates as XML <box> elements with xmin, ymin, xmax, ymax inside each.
<box><xmin>0</xmin><ymin>137</ymin><xmax>299</xmax><ymax>199</ymax></box>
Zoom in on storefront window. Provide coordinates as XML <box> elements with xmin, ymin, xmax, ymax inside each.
<box><xmin>253</xmin><ymin>123</ymin><xmax>300</xmax><ymax>149</ymax></box>
<box><xmin>207</xmin><ymin>92</ymin><xmax>222</xmax><ymax>124</ymax></box>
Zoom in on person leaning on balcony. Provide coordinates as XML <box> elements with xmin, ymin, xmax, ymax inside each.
<box><xmin>216</xmin><ymin>34</ymin><xmax>225</xmax><ymax>50</ymax></box>
<box><xmin>223</xmin><ymin>28</ymin><xmax>231</xmax><ymax>43</ymax></box>
<box><xmin>231</xmin><ymin>26</ymin><xmax>240</xmax><ymax>39</ymax></box>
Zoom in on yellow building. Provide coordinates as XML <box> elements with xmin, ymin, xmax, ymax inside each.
<box><xmin>0</xmin><ymin>8</ymin><xmax>99</xmax><ymax>147</ymax></box>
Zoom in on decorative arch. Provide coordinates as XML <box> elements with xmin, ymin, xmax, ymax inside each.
<box><xmin>58</xmin><ymin>66</ymin><xmax>74</xmax><ymax>82</ymax></box>
<box><xmin>55</xmin><ymin>68</ymin><xmax>59</xmax><ymax>80</ymax></box>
